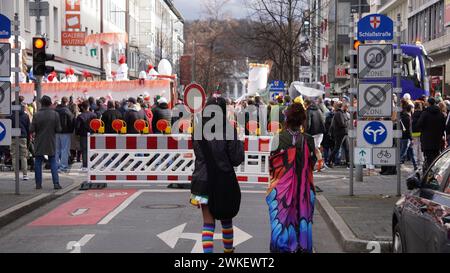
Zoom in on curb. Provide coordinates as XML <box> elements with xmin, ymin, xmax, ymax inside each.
<box><xmin>0</xmin><ymin>177</ymin><xmax>83</xmax><ymax>229</ymax></box>
<box><xmin>316</xmin><ymin>194</ymin><xmax>392</xmax><ymax>253</ymax></box>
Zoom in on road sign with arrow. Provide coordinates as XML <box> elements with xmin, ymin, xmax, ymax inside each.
<box><xmin>357</xmin><ymin>120</ymin><xmax>393</xmax><ymax>148</ymax></box>
<box><xmin>354</xmin><ymin>147</ymin><xmax>372</xmax><ymax>166</ymax></box>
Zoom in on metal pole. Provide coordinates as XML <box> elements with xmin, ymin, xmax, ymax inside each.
<box><xmin>349</xmin><ymin>14</ymin><xmax>355</xmax><ymax>196</ymax></box>
<box><xmin>192</xmin><ymin>40</ymin><xmax>196</xmax><ymax>83</ymax></box>
<box><xmin>14</xmin><ymin>13</ymin><xmax>20</xmax><ymax>195</ymax></box>
<box><xmin>35</xmin><ymin>0</ymin><xmax>41</xmax><ymax>36</ymax></box>
<box><xmin>35</xmin><ymin>0</ymin><xmax>42</xmax><ymax>110</ymax></box>
<box><xmin>315</xmin><ymin>0</ymin><xmax>320</xmax><ymax>83</ymax></box>
<box><xmin>355</xmin><ymin>0</ymin><xmax>364</xmax><ymax>183</ymax></box>
<box><xmin>396</xmin><ymin>14</ymin><xmax>402</xmax><ymax>197</ymax></box>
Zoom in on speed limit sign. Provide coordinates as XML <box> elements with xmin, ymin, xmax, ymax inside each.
<box><xmin>358</xmin><ymin>44</ymin><xmax>393</xmax><ymax>79</ymax></box>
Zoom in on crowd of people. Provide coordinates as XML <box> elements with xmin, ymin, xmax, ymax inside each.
<box><xmin>4</xmin><ymin>94</ymin><xmax>175</xmax><ymax>189</ymax></box>
<box><xmin>3</xmin><ymin>90</ymin><xmax>450</xmax><ymax>190</ymax></box>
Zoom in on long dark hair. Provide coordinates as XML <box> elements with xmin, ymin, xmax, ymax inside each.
<box><xmin>194</xmin><ymin>96</ymin><xmax>233</xmax><ymax>140</ymax></box>
<box><xmin>284</xmin><ymin>103</ymin><xmax>306</xmax><ymax>131</ymax></box>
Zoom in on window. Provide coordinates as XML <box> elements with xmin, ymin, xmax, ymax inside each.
<box><xmin>423</xmin><ymin>151</ymin><xmax>450</xmax><ymax>191</ymax></box>
<box><xmin>54</xmin><ymin>7</ymin><xmax>59</xmax><ymax>41</ymax></box>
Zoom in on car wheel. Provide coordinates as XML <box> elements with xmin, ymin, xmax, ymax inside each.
<box><xmin>393</xmin><ymin>223</ymin><xmax>404</xmax><ymax>253</ymax></box>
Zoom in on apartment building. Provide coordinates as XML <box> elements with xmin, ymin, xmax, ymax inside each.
<box><xmin>0</xmin><ymin>0</ymin><xmax>184</xmax><ymax>80</ymax></box>
<box><xmin>372</xmin><ymin>0</ymin><xmax>449</xmax><ymax>95</ymax></box>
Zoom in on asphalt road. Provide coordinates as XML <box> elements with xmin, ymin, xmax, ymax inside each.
<box><xmin>0</xmin><ymin>183</ymin><xmax>343</xmax><ymax>253</ymax></box>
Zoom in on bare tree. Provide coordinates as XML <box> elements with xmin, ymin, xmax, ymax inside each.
<box><xmin>245</xmin><ymin>0</ymin><xmax>328</xmax><ymax>84</ymax></box>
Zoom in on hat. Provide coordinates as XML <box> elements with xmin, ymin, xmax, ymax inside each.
<box><xmin>128</xmin><ymin>97</ymin><xmax>137</xmax><ymax>104</ymax></box>
<box><xmin>403</xmin><ymin>93</ymin><xmax>411</xmax><ymax>100</ymax></box>
<box><xmin>158</xmin><ymin>97</ymin><xmax>168</xmax><ymax>104</ymax></box>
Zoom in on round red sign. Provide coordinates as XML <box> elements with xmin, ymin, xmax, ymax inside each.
<box><xmin>183</xmin><ymin>83</ymin><xmax>206</xmax><ymax>114</ymax></box>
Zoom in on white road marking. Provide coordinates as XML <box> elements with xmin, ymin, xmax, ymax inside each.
<box><xmin>157</xmin><ymin>223</ymin><xmax>252</xmax><ymax>253</ymax></box>
<box><xmin>66</xmin><ymin>234</ymin><xmax>95</xmax><ymax>253</ymax></box>
<box><xmin>71</xmin><ymin>208</ymin><xmax>88</xmax><ymax>216</ymax></box>
<box><xmin>97</xmin><ymin>189</ymin><xmax>266</xmax><ymax>226</ymax></box>
<box><xmin>98</xmin><ymin>191</ymin><xmax>142</xmax><ymax>225</ymax></box>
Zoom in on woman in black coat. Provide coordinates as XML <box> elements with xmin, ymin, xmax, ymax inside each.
<box><xmin>190</xmin><ymin>96</ymin><xmax>244</xmax><ymax>253</ymax></box>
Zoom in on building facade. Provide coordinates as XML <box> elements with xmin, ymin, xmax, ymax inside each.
<box><xmin>372</xmin><ymin>0</ymin><xmax>449</xmax><ymax>95</ymax></box>
<box><xmin>0</xmin><ymin>0</ymin><xmax>184</xmax><ymax>81</ymax></box>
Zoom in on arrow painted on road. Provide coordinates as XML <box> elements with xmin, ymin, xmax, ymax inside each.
<box><xmin>157</xmin><ymin>223</ymin><xmax>253</xmax><ymax>253</ymax></box>
<box><xmin>70</xmin><ymin>208</ymin><xmax>88</xmax><ymax>217</ymax></box>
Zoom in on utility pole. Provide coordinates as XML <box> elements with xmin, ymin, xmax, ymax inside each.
<box><xmin>100</xmin><ymin>0</ymin><xmax>105</xmax><ymax>80</ymax></box>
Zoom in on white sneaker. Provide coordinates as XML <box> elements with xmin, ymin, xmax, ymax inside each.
<box><xmin>81</xmin><ymin>167</ymin><xmax>88</xmax><ymax>172</ymax></box>
<box><xmin>22</xmin><ymin>175</ymin><xmax>29</xmax><ymax>181</ymax></box>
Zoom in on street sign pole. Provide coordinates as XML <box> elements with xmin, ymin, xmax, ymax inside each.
<box><xmin>395</xmin><ymin>14</ymin><xmax>402</xmax><ymax>197</ymax></box>
<box><xmin>34</xmin><ymin>0</ymin><xmax>43</xmax><ymax>110</ymax></box>
<box><xmin>349</xmin><ymin>14</ymin><xmax>355</xmax><ymax>196</ymax></box>
<box><xmin>13</xmin><ymin>13</ymin><xmax>20</xmax><ymax>195</ymax></box>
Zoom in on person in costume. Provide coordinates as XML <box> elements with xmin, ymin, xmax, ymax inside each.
<box><xmin>190</xmin><ymin>96</ymin><xmax>244</xmax><ymax>253</ymax></box>
<box><xmin>267</xmin><ymin>103</ymin><xmax>317</xmax><ymax>253</ymax></box>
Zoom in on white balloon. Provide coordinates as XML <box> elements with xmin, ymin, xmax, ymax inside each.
<box><xmin>158</xmin><ymin>59</ymin><xmax>173</xmax><ymax>75</ymax></box>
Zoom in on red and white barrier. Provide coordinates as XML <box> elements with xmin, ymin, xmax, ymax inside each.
<box><xmin>88</xmin><ymin>134</ymin><xmax>272</xmax><ymax>185</ymax></box>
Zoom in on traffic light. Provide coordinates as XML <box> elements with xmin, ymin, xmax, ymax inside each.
<box><xmin>33</xmin><ymin>37</ymin><xmax>55</xmax><ymax>76</ymax></box>
<box><xmin>344</xmin><ymin>40</ymin><xmax>360</xmax><ymax>75</ymax></box>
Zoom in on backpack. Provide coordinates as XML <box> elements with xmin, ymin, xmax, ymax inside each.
<box><xmin>199</xmin><ymin>139</ymin><xmax>241</xmax><ymax>220</ymax></box>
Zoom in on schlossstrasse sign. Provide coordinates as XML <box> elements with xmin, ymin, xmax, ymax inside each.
<box><xmin>357</xmin><ymin>14</ymin><xmax>394</xmax><ymax>41</ymax></box>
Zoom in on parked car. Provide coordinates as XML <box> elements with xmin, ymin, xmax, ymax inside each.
<box><xmin>392</xmin><ymin>148</ymin><xmax>450</xmax><ymax>253</ymax></box>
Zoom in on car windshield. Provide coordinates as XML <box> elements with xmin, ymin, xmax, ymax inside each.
<box><xmin>424</xmin><ymin>150</ymin><xmax>450</xmax><ymax>191</ymax></box>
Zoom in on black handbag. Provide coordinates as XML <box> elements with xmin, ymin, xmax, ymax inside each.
<box><xmin>199</xmin><ymin>139</ymin><xmax>241</xmax><ymax>220</ymax></box>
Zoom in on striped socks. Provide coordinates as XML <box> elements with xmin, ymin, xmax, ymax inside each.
<box><xmin>202</xmin><ymin>223</ymin><xmax>215</xmax><ymax>253</ymax></box>
<box><xmin>221</xmin><ymin>220</ymin><xmax>234</xmax><ymax>253</ymax></box>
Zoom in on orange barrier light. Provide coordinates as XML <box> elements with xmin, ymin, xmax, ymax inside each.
<box><xmin>90</xmin><ymin>119</ymin><xmax>105</xmax><ymax>134</ymax></box>
<box><xmin>112</xmin><ymin>119</ymin><xmax>127</xmax><ymax>134</ymax></box>
<box><xmin>179</xmin><ymin>119</ymin><xmax>191</xmax><ymax>134</ymax></box>
<box><xmin>156</xmin><ymin>119</ymin><xmax>170</xmax><ymax>134</ymax></box>
<box><xmin>246</xmin><ymin>121</ymin><xmax>259</xmax><ymax>136</ymax></box>
<box><xmin>134</xmin><ymin>119</ymin><xmax>149</xmax><ymax>134</ymax></box>
<box><xmin>268</xmin><ymin>121</ymin><xmax>281</xmax><ymax>134</ymax></box>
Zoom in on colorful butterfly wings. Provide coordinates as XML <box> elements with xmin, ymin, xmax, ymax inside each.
<box><xmin>267</xmin><ymin>141</ymin><xmax>315</xmax><ymax>253</ymax></box>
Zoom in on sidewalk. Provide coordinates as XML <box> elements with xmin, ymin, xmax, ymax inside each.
<box><xmin>0</xmin><ymin>168</ymin><xmax>85</xmax><ymax>228</ymax></box>
<box><xmin>314</xmin><ymin>165</ymin><xmax>414</xmax><ymax>253</ymax></box>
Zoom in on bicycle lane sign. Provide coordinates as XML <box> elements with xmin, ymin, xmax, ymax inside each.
<box><xmin>372</xmin><ymin>148</ymin><xmax>396</xmax><ymax>166</ymax></box>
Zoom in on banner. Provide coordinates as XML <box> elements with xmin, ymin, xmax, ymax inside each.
<box><xmin>62</xmin><ymin>31</ymin><xmax>86</xmax><ymax>46</ymax></box>
<box><xmin>16</xmin><ymin>80</ymin><xmax>172</xmax><ymax>103</ymax></box>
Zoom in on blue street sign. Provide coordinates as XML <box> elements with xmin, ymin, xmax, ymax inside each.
<box><xmin>270</xmin><ymin>80</ymin><xmax>285</xmax><ymax>92</ymax></box>
<box><xmin>270</xmin><ymin>91</ymin><xmax>284</xmax><ymax>101</ymax></box>
<box><xmin>0</xmin><ymin>121</ymin><xmax>6</xmax><ymax>142</ymax></box>
<box><xmin>0</xmin><ymin>14</ymin><xmax>11</xmax><ymax>39</ymax></box>
<box><xmin>357</xmin><ymin>14</ymin><xmax>393</xmax><ymax>41</ymax></box>
<box><xmin>363</xmin><ymin>121</ymin><xmax>388</xmax><ymax>145</ymax></box>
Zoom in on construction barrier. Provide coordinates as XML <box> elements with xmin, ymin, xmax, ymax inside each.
<box><xmin>88</xmin><ymin>134</ymin><xmax>272</xmax><ymax>185</ymax></box>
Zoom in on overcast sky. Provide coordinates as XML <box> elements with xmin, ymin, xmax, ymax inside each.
<box><xmin>173</xmin><ymin>0</ymin><xmax>249</xmax><ymax>20</ymax></box>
